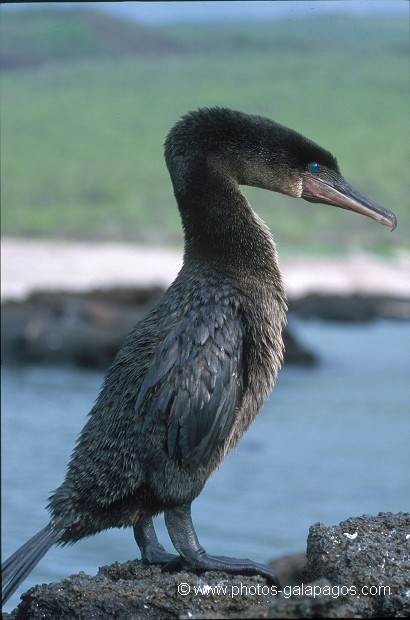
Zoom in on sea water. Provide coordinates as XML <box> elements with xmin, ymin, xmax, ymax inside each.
<box><xmin>2</xmin><ymin>319</ymin><xmax>409</xmax><ymax>612</ymax></box>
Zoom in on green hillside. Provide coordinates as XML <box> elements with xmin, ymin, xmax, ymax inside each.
<box><xmin>0</xmin><ymin>9</ymin><xmax>183</xmax><ymax>69</ymax></box>
<box><xmin>1</xmin><ymin>8</ymin><xmax>408</xmax><ymax>254</ymax></box>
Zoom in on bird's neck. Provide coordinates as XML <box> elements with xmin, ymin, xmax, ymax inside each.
<box><xmin>175</xmin><ymin>169</ymin><xmax>283</xmax><ymax>288</ymax></box>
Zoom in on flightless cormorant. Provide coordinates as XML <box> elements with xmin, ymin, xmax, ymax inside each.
<box><xmin>2</xmin><ymin>108</ymin><xmax>397</xmax><ymax>604</ymax></box>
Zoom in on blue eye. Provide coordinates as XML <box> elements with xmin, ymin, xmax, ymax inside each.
<box><xmin>308</xmin><ymin>162</ymin><xmax>319</xmax><ymax>173</ymax></box>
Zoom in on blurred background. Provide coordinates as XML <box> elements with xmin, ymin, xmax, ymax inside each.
<box><xmin>1</xmin><ymin>0</ymin><xmax>409</xmax><ymax>250</ymax></box>
<box><xmin>1</xmin><ymin>1</ymin><xmax>409</xmax><ymax>612</ymax></box>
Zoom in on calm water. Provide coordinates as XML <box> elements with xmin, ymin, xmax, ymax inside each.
<box><xmin>2</xmin><ymin>319</ymin><xmax>409</xmax><ymax>612</ymax></box>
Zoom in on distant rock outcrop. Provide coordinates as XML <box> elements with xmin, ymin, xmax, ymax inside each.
<box><xmin>3</xmin><ymin>286</ymin><xmax>408</xmax><ymax>369</ymax></box>
<box><xmin>290</xmin><ymin>293</ymin><xmax>410</xmax><ymax>322</ymax></box>
<box><xmin>2</xmin><ymin>287</ymin><xmax>317</xmax><ymax>368</ymax></box>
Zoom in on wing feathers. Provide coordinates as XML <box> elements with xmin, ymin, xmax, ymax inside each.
<box><xmin>135</xmin><ymin>307</ymin><xmax>243</xmax><ymax>467</ymax></box>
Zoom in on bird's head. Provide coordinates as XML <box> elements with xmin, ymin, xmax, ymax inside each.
<box><xmin>235</xmin><ymin>111</ymin><xmax>397</xmax><ymax>231</ymax></box>
<box><xmin>165</xmin><ymin>108</ymin><xmax>397</xmax><ymax>231</ymax></box>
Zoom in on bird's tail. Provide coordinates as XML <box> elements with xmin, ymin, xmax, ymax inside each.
<box><xmin>2</xmin><ymin>522</ymin><xmax>62</xmax><ymax>606</ymax></box>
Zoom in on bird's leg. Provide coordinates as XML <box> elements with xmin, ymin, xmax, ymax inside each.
<box><xmin>133</xmin><ymin>519</ymin><xmax>177</xmax><ymax>564</ymax></box>
<box><xmin>163</xmin><ymin>503</ymin><xmax>281</xmax><ymax>588</ymax></box>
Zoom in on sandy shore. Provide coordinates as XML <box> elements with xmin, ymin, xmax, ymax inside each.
<box><xmin>2</xmin><ymin>237</ymin><xmax>409</xmax><ymax>301</ymax></box>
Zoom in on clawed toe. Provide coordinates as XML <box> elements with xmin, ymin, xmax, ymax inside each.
<box><xmin>161</xmin><ymin>551</ymin><xmax>281</xmax><ymax>588</ymax></box>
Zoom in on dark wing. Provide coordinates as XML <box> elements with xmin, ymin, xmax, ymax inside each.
<box><xmin>135</xmin><ymin>310</ymin><xmax>243</xmax><ymax>468</ymax></box>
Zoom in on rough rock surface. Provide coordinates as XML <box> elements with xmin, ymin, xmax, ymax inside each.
<box><xmin>303</xmin><ymin>512</ymin><xmax>410</xmax><ymax>618</ymax></box>
<box><xmin>3</xmin><ymin>513</ymin><xmax>408</xmax><ymax>619</ymax></box>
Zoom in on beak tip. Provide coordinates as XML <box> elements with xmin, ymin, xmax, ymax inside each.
<box><xmin>388</xmin><ymin>213</ymin><xmax>397</xmax><ymax>232</ymax></box>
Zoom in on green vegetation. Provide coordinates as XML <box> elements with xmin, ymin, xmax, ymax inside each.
<box><xmin>1</xmin><ymin>9</ymin><xmax>409</xmax><ymax>253</ymax></box>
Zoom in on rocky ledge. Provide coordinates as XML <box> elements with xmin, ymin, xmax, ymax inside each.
<box><xmin>3</xmin><ymin>512</ymin><xmax>409</xmax><ymax>619</ymax></box>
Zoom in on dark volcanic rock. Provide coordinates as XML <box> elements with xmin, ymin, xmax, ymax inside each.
<box><xmin>2</xmin><ymin>287</ymin><xmax>408</xmax><ymax>368</ymax></box>
<box><xmin>1</xmin><ymin>287</ymin><xmax>317</xmax><ymax>368</ymax></box>
<box><xmin>2</xmin><ymin>562</ymin><xmax>280</xmax><ymax>620</ymax></box>
<box><xmin>3</xmin><ymin>513</ymin><xmax>408</xmax><ymax>619</ymax></box>
<box><xmin>282</xmin><ymin>327</ymin><xmax>316</xmax><ymax>366</ymax></box>
<box><xmin>303</xmin><ymin>512</ymin><xmax>410</xmax><ymax>618</ymax></box>
<box><xmin>268</xmin><ymin>551</ymin><xmax>306</xmax><ymax>587</ymax></box>
<box><xmin>289</xmin><ymin>293</ymin><xmax>410</xmax><ymax>322</ymax></box>
<box><xmin>1</xmin><ymin>287</ymin><xmax>164</xmax><ymax>368</ymax></box>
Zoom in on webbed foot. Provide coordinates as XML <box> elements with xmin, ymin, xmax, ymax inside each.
<box><xmin>164</xmin><ymin>503</ymin><xmax>281</xmax><ymax>588</ymax></box>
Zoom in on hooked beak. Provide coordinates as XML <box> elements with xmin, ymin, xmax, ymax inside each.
<box><xmin>302</xmin><ymin>172</ymin><xmax>397</xmax><ymax>231</ymax></box>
